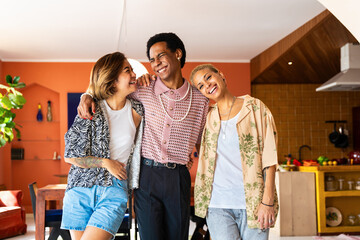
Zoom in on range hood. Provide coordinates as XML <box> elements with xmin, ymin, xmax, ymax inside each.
<box><xmin>316</xmin><ymin>43</ymin><xmax>360</xmax><ymax>91</ymax></box>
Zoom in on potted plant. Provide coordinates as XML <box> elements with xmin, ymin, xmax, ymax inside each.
<box><xmin>0</xmin><ymin>75</ymin><xmax>26</xmax><ymax>147</ymax></box>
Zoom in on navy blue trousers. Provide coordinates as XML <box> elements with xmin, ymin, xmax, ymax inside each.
<box><xmin>134</xmin><ymin>159</ymin><xmax>191</xmax><ymax>240</ymax></box>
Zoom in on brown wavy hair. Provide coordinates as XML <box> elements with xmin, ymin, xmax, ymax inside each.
<box><xmin>90</xmin><ymin>52</ymin><xmax>126</xmax><ymax>100</ymax></box>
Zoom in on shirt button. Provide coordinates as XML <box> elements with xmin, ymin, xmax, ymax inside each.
<box><xmin>169</xmin><ymin>107</ymin><xmax>173</xmax><ymax>110</ymax></box>
<box><xmin>170</xmin><ymin>91</ymin><xmax>174</xmax><ymax>95</ymax></box>
<box><xmin>166</xmin><ymin>124</ymin><xmax>170</xmax><ymax>127</ymax></box>
<box><xmin>163</xmin><ymin>140</ymin><xmax>167</xmax><ymax>144</ymax></box>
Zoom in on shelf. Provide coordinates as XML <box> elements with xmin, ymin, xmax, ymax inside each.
<box><xmin>325</xmin><ymin>191</ymin><xmax>360</xmax><ymax>197</ymax></box>
<box><xmin>299</xmin><ymin>165</ymin><xmax>360</xmax><ymax>234</ymax></box>
<box><xmin>299</xmin><ymin>165</ymin><xmax>360</xmax><ymax>172</ymax></box>
<box><xmin>323</xmin><ymin>225</ymin><xmax>360</xmax><ymax>233</ymax></box>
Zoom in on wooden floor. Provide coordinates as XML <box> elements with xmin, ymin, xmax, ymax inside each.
<box><xmin>3</xmin><ymin>214</ymin><xmax>323</xmax><ymax>240</ymax></box>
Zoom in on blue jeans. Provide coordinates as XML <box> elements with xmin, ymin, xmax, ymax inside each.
<box><xmin>206</xmin><ymin>208</ymin><xmax>269</xmax><ymax>240</ymax></box>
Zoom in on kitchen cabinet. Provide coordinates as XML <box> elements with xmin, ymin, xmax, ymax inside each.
<box><xmin>279</xmin><ymin>172</ymin><xmax>317</xmax><ymax>236</ymax></box>
<box><xmin>299</xmin><ymin>166</ymin><xmax>360</xmax><ymax>235</ymax></box>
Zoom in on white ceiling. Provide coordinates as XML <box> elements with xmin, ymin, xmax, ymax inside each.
<box><xmin>0</xmin><ymin>0</ymin><xmax>326</xmax><ymax>62</ymax></box>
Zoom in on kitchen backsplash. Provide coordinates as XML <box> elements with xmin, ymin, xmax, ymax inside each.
<box><xmin>252</xmin><ymin>84</ymin><xmax>360</xmax><ymax>163</ymax></box>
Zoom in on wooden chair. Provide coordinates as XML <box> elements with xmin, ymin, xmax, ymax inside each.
<box><xmin>28</xmin><ymin>182</ymin><xmax>70</xmax><ymax>240</ymax></box>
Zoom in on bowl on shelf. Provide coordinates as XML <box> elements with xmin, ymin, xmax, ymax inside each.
<box><xmin>279</xmin><ymin>164</ymin><xmax>297</xmax><ymax>172</ymax></box>
<box><xmin>326</xmin><ymin>207</ymin><xmax>342</xmax><ymax>227</ymax></box>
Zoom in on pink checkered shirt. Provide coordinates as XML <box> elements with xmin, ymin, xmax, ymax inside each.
<box><xmin>130</xmin><ymin>78</ymin><xmax>209</xmax><ymax>165</ymax></box>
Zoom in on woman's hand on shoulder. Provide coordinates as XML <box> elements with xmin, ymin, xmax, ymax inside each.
<box><xmin>136</xmin><ymin>73</ymin><xmax>156</xmax><ymax>87</ymax></box>
<box><xmin>257</xmin><ymin>202</ymin><xmax>275</xmax><ymax>229</ymax></box>
<box><xmin>102</xmin><ymin>158</ymin><xmax>127</xmax><ymax>180</ymax></box>
<box><xmin>77</xmin><ymin>94</ymin><xmax>95</xmax><ymax>119</ymax></box>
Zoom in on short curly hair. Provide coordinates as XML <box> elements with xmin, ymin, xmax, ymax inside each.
<box><xmin>146</xmin><ymin>32</ymin><xmax>186</xmax><ymax>68</ymax></box>
<box><xmin>90</xmin><ymin>52</ymin><xmax>126</xmax><ymax>100</ymax></box>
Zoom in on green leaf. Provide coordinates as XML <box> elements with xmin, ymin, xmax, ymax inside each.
<box><xmin>0</xmin><ymin>137</ymin><xmax>6</xmax><ymax>147</ymax></box>
<box><xmin>5</xmin><ymin>75</ymin><xmax>12</xmax><ymax>84</ymax></box>
<box><xmin>4</xmin><ymin>111</ymin><xmax>15</xmax><ymax>120</ymax></box>
<box><xmin>9</xmin><ymin>94</ymin><xmax>26</xmax><ymax>107</ymax></box>
<box><xmin>15</xmin><ymin>82</ymin><xmax>26</xmax><ymax>89</ymax></box>
<box><xmin>0</xmin><ymin>84</ymin><xmax>11</xmax><ymax>90</ymax></box>
<box><xmin>13</xmin><ymin>76</ymin><xmax>20</xmax><ymax>84</ymax></box>
<box><xmin>0</xmin><ymin>96</ymin><xmax>13</xmax><ymax>109</ymax></box>
<box><xmin>14</xmin><ymin>127</ymin><xmax>21</xmax><ymax>139</ymax></box>
<box><xmin>6</xmin><ymin>122</ymin><xmax>15</xmax><ymax>128</ymax></box>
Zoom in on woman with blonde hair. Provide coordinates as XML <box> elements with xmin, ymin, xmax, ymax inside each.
<box><xmin>61</xmin><ymin>52</ymin><xmax>143</xmax><ymax>240</ymax></box>
<box><xmin>191</xmin><ymin>64</ymin><xmax>278</xmax><ymax>240</ymax></box>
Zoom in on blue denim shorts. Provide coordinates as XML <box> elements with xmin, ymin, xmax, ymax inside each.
<box><xmin>61</xmin><ymin>177</ymin><xmax>128</xmax><ymax>238</ymax></box>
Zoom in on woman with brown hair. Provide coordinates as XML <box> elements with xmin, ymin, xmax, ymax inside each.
<box><xmin>61</xmin><ymin>52</ymin><xmax>143</xmax><ymax>240</ymax></box>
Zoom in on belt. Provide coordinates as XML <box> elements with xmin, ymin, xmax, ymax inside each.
<box><xmin>141</xmin><ymin>158</ymin><xmax>180</xmax><ymax>169</ymax></box>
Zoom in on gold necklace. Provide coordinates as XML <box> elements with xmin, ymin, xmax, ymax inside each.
<box><xmin>221</xmin><ymin>96</ymin><xmax>236</xmax><ymax>140</ymax></box>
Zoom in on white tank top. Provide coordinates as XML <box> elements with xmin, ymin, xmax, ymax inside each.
<box><xmin>103</xmin><ymin>99</ymin><xmax>136</xmax><ymax>165</ymax></box>
<box><xmin>209</xmin><ymin>110</ymin><xmax>246</xmax><ymax>209</ymax></box>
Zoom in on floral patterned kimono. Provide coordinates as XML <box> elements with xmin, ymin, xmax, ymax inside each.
<box><xmin>194</xmin><ymin>95</ymin><xmax>279</xmax><ymax>228</ymax></box>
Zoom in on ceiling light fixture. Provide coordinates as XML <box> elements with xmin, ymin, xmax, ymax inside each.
<box><xmin>288</xmin><ymin>61</ymin><xmax>293</xmax><ymax>65</ymax></box>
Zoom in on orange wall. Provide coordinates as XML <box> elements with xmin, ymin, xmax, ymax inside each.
<box><xmin>0</xmin><ymin>60</ymin><xmax>250</xmax><ymax>211</ymax></box>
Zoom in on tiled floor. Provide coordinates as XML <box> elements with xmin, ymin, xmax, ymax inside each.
<box><xmin>4</xmin><ymin>214</ymin><xmax>320</xmax><ymax>240</ymax></box>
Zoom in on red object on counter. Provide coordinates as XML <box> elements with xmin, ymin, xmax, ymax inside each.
<box><xmin>293</xmin><ymin>159</ymin><xmax>302</xmax><ymax>166</ymax></box>
<box><xmin>0</xmin><ymin>190</ymin><xmax>27</xmax><ymax>239</ymax></box>
<box><xmin>349</xmin><ymin>151</ymin><xmax>360</xmax><ymax>165</ymax></box>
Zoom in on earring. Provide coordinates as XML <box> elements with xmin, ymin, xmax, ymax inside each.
<box><xmin>177</xmin><ymin>57</ymin><xmax>180</xmax><ymax>61</ymax></box>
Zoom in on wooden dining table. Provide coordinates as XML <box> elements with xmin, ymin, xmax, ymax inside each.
<box><xmin>35</xmin><ymin>184</ymin><xmax>66</xmax><ymax>240</ymax></box>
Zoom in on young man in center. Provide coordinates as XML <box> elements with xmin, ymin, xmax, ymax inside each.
<box><xmin>78</xmin><ymin>32</ymin><xmax>209</xmax><ymax>240</ymax></box>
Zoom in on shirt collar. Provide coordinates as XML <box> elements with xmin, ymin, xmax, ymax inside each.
<box><xmin>154</xmin><ymin>77</ymin><xmax>189</xmax><ymax>97</ymax></box>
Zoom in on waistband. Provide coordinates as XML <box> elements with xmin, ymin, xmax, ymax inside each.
<box><xmin>141</xmin><ymin>157</ymin><xmax>184</xmax><ymax>169</ymax></box>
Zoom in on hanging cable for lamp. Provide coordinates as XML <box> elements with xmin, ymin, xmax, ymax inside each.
<box><xmin>116</xmin><ymin>0</ymin><xmax>127</xmax><ymax>51</ymax></box>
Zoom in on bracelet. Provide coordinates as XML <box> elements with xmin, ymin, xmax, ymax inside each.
<box><xmin>80</xmin><ymin>92</ymin><xmax>93</xmax><ymax>99</ymax></box>
<box><xmin>261</xmin><ymin>202</ymin><xmax>274</xmax><ymax>207</ymax></box>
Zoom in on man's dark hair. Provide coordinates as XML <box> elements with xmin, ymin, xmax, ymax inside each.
<box><xmin>146</xmin><ymin>32</ymin><xmax>186</xmax><ymax>68</ymax></box>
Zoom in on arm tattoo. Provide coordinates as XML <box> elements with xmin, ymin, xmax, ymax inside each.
<box><xmin>74</xmin><ymin>156</ymin><xmax>103</xmax><ymax>168</ymax></box>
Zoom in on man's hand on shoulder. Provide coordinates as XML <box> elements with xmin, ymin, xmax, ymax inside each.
<box><xmin>137</xmin><ymin>73</ymin><xmax>156</xmax><ymax>87</ymax></box>
<box><xmin>77</xmin><ymin>94</ymin><xmax>95</xmax><ymax>119</ymax></box>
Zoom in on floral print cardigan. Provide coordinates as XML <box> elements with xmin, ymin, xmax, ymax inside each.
<box><xmin>194</xmin><ymin>95</ymin><xmax>279</xmax><ymax>228</ymax></box>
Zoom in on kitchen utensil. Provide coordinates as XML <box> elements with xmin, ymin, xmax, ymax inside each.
<box><xmin>348</xmin><ymin>180</ymin><xmax>355</xmax><ymax>190</ymax></box>
<box><xmin>335</xmin><ymin>126</ymin><xmax>349</xmax><ymax>148</ymax></box>
<box><xmin>325</xmin><ymin>175</ymin><xmax>338</xmax><ymax>191</ymax></box>
<box><xmin>326</xmin><ymin>207</ymin><xmax>342</xmax><ymax>226</ymax></box>
<box><xmin>338</xmin><ymin>177</ymin><xmax>345</xmax><ymax>190</ymax></box>
<box><xmin>356</xmin><ymin>178</ymin><xmax>360</xmax><ymax>190</ymax></box>
<box><xmin>346</xmin><ymin>215</ymin><xmax>357</xmax><ymax>226</ymax></box>
<box><xmin>329</xmin><ymin>122</ymin><xmax>339</xmax><ymax>144</ymax></box>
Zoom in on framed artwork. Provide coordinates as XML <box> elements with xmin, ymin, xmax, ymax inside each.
<box><xmin>67</xmin><ymin>93</ymin><xmax>82</xmax><ymax>129</ymax></box>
